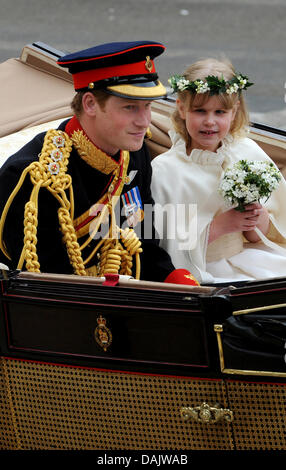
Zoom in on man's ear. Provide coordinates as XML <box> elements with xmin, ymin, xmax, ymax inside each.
<box><xmin>176</xmin><ymin>99</ymin><xmax>186</xmax><ymax>119</ymax></box>
<box><xmin>82</xmin><ymin>92</ymin><xmax>98</xmax><ymax>117</ymax></box>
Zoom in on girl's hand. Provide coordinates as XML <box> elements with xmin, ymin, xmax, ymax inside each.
<box><xmin>209</xmin><ymin>203</ymin><xmax>269</xmax><ymax>243</ymax></box>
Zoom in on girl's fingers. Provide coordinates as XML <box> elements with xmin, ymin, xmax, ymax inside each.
<box><xmin>244</xmin><ymin>209</ymin><xmax>262</xmax><ymax>219</ymax></box>
<box><xmin>244</xmin><ymin>202</ymin><xmax>262</xmax><ymax>210</ymax></box>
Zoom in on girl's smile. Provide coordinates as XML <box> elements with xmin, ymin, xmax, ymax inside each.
<box><xmin>177</xmin><ymin>95</ymin><xmax>238</xmax><ymax>153</ymax></box>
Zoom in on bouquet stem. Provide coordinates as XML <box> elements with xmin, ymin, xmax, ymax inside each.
<box><xmin>235</xmin><ymin>203</ymin><xmax>246</xmax><ymax>212</ymax></box>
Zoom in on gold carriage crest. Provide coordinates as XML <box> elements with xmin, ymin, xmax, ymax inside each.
<box><xmin>94</xmin><ymin>315</ymin><xmax>112</xmax><ymax>352</ymax></box>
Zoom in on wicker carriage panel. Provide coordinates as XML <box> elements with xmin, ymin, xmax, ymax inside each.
<box><xmin>2</xmin><ymin>358</ymin><xmax>233</xmax><ymax>450</ymax></box>
<box><xmin>0</xmin><ymin>359</ymin><xmax>19</xmax><ymax>449</ymax></box>
<box><xmin>227</xmin><ymin>380</ymin><xmax>286</xmax><ymax>450</ymax></box>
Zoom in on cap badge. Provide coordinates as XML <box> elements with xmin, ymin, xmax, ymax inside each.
<box><xmin>145</xmin><ymin>56</ymin><xmax>153</xmax><ymax>72</ymax></box>
<box><xmin>88</xmin><ymin>82</ymin><xmax>95</xmax><ymax>89</ymax></box>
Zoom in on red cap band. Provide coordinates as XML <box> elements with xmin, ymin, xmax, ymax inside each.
<box><xmin>73</xmin><ymin>59</ymin><xmax>155</xmax><ymax>90</ymax></box>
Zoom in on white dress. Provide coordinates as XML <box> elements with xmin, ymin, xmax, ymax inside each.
<box><xmin>151</xmin><ymin>131</ymin><xmax>286</xmax><ymax>284</ymax></box>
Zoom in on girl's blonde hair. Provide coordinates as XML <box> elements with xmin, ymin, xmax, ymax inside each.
<box><xmin>172</xmin><ymin>58</ymin><xmax>250</xmax><ymax>147</ymax></box>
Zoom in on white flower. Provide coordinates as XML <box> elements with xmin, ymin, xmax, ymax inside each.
<box><xmin>177</xmin><ymin>78</ymin><xmax>190</xmax><ymax>91</ymax></box>
<box><xmin>218</xmin><ymin>160</ymin><xmax>281</xmax><ymax>211</ymax></box>
<box><xmin>237</xmin><ymin>75</ymin><xmax>247</xmax><ymax>88</ymax></box>
<box><xmin>219</xmin><ymin>180</ymin><xmax>233</xmax><ymax>192</ymax></box>
<box><xmin>194</xmin><ymin>80</ymin><xmax>210</xmax><ymax>94</ymax></box>
<box><xmin>226</xmin><ymin>83</ymin><xmax>239</xmax><ymax>95</ymax></box>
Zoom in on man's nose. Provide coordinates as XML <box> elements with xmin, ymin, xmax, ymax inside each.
<box><xmin>135</xmin><ymin>109</ymin><xmax>151</xmax><ymax>127</ymax></box>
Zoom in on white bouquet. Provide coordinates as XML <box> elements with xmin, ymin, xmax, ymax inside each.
<box><xmin>219</xmin><ymin>160</ymin><xmax>281</xmax><ymax>212</ymax></box>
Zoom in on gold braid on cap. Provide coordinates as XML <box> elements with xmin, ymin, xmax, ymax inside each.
<box><xmin>0</xmin><ymin>129</ymin><xmax>143</xmax><ymax>278</ymax></box>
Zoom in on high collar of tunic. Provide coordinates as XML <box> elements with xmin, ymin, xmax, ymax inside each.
<box><xmin>168</xmin><ymin>130</ymin><xmax>234</xmax><ymax>168</ymax></box>
<box><xmin>65</xmin><ymin>115</ymin><xmax>121</xmax><ymax>173</ymax></box>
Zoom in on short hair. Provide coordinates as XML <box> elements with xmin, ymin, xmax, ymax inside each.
<box><xmin>71</xmin><ymin>89</ymin><xmax>110</xmax><ymax>117</ymax></box>
<box><xmin>172</xmin><ymin>58</ymin><xmax>250</xmax><ymax>147</ymax></box>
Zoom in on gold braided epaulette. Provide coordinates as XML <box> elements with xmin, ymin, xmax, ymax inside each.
<box><xmin>0</xmin><ymin>129</ymin><xmax>86</xmax><ymax>275</ymax></box>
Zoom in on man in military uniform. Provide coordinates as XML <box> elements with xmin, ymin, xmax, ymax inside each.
<box><xmin>0</xmin><ymin>41</ymin><xmax>198</xmax><ymax>285</ymax></box>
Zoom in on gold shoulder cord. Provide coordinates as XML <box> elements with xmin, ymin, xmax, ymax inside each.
<box><xmin>0</xmin><ymin>129</ymin><xmax>143</xmax><ymax>278</ymax></box>
<box><xmin>72</xmin><ymin>133</ymin><xmax>142</xmax><ymax>279</ymax></box>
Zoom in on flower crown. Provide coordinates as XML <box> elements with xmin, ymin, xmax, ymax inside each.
<box><xmin>168</xmin><ymin>73</ymin><xmax>253</xmax><ymax>95</ymax></box>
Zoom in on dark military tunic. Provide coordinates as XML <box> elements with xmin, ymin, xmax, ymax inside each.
<box><xmin>0</xmin><ymin>118</ymin><xmax>175</xmax><ymax>282</ymax></box>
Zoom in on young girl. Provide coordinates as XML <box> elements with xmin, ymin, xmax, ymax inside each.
<box><xmin>151</xmin><ymin>58</ymin><xmax>286</xmax><ymax>284</ymax></box>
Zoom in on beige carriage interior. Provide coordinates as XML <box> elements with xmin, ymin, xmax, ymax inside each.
<box><xmin>0</xmin><ymin>43</ymin><xmax>286</xmax><ymax>174</ymax></box>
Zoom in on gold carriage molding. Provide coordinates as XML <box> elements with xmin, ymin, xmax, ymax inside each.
<box><xmin>215</xmin><ymin>322</ymin><xmax>286</xmax><ymax>378</ymax></box>
<box><xmin>214</xmin><ymin>296</ymin><xmax>286</xmax><ymax>377</ymax></box>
